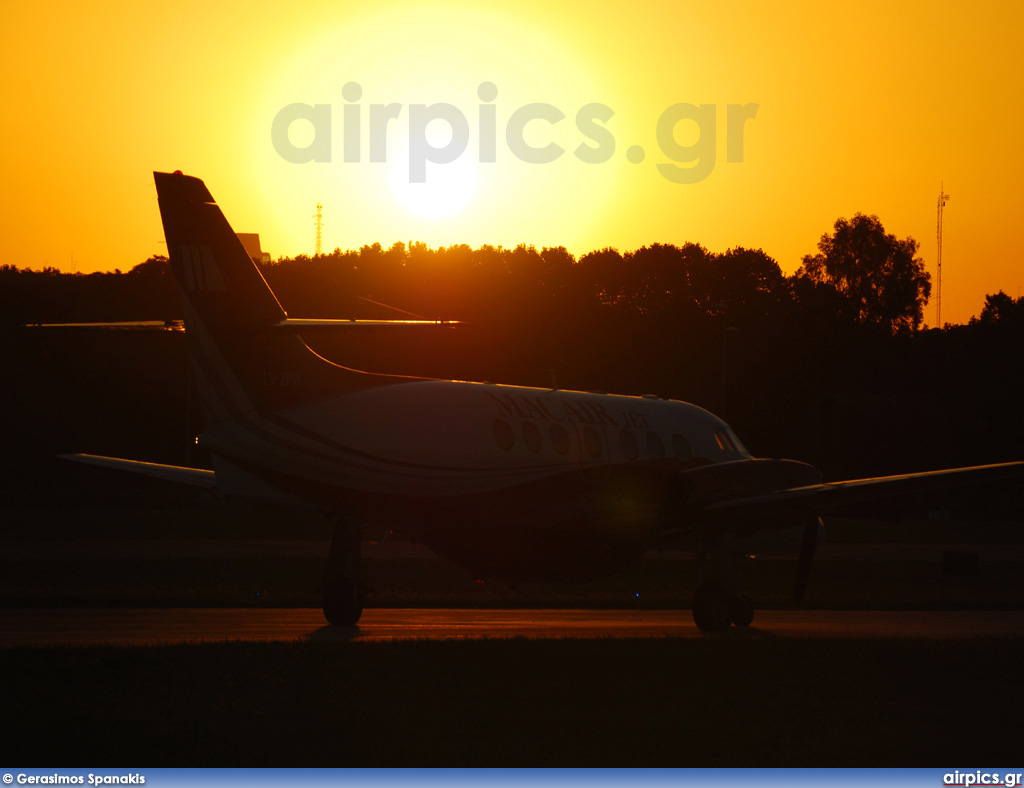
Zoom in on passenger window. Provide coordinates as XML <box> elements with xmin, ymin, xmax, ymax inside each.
<box><xmin>523</xmin><ymin>422</ymin><xmax>543</xmax><ymax>453</ymax></box>
<box><xmin>493</xmin><ymin>419</ymin><xmax>514</xmax><ymax>451</ymax></box>
<box><xmin>620</xmin><ymin>430</ymin><xmax>639</xmax><ymax>460</ymax></box>
<box><xmin>550</xmin><ymin>424</ymin><xmax>570</xmax><ymax>455</ymax></box>
<box><xmin>672</xmin><ymin>434</ymin><xmax>691</xmax><ymax>461</ymax></box>
<box><xmin>646</xmin><ymin>431</ymin><xmax>665</xmax><ymax>460</ymax></box>
<box><xmin>583</xmin><ymin>426</ymin><xmax>603</xmax><ymax>458</ymax></box>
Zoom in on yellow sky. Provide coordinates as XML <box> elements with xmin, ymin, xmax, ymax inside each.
<box><xmin>2</xmin><ymin>0</ymin><xmax>1022</xmax><ymax>325</ymax></box>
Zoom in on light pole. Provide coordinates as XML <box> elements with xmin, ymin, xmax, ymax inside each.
<box><xmin>721</xmin><ymin>326</ymin><xmax>740</xmax><ymax>418</ymax></box>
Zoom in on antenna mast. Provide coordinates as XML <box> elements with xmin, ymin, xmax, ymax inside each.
<box><xmin>936</xmin><ymin>184</ymin><xmax>950</xmax><ymax>326</ymax></box>
<box><xmin>314</xmin><ymin>202</ymin><xmax>323</xmax><ymax>256</ymax></box>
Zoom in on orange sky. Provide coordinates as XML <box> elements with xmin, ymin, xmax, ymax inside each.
<box><xmin>2</xmin><ymin>0</ymin><xmax>1022</xmax><ymax>325</ymax></box>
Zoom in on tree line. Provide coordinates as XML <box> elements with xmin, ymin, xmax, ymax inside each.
<box><xmin>5</xmin><ymin>212</ymin><xmax>1015</xmax><ymax>335</ymax></box>
<box><xmin>2</xmin><ymin>213</ymin><xmax>1022</xmax><ymax>505</ymax></box>
<box><xmin>0</xmin><ymin>212</ymin><xmax>933</xmax><ymax>332</ymax></box>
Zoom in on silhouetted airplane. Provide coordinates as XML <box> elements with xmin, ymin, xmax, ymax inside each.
<box><xmin>62</xmin><ymin>171</ymin><xmax>1024</xmax><ymax>631</ymax></box>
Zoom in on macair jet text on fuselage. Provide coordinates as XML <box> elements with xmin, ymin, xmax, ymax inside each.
<box><xmin>485</xmin><ymin>390</ymin><xmax>652</xmax><ymax>429</ymax></box>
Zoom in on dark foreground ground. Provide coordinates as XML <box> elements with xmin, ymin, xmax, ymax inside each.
<box><xmin>4</xmin><ymin>637</ymin><xmax>1023</xmax><ymax>766</ymax></box>
<box><xmin>3</xmin><ymin>498</ymin><xmax>1022</xmax><ymax>766</ymax></box>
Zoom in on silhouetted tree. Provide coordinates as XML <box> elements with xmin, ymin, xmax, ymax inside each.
<box><xmin>624</xmin><ymin>243</ymin><xmax>697</xmax><ymax>316</ymax></box>
<box><xmin>691</xmin><ymin>246</ymin><xmax>787</xmax><ymax>322</ymax></box>
<box><xmin>127</xmin><ymin>255</ymin><xmax>169</xmax><ymax>277</ymax></box>
<box><xmin>972</xmin><ymin>290</ymin><xmax>1024</xmax><ymax>328</ymax></box>
<box><xmin>576</xmin><ymin>247</ymin><xmax>628</xmax><ymax>309</ymax></box>
<box><xmin>797</xmin><ymin>213</ymin><xmax>930</xmax><ymax>333</ymax></box>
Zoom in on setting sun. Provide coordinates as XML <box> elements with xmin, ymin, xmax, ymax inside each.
<box><xmin>387</xmin><ymin>122</ymin><xmax>479</xmax><ymax>220</ymax></box>
<box><xmin>1</xmin><ymin>0</ymin><xmax>1023</xmax><ymax>324</ymax></box>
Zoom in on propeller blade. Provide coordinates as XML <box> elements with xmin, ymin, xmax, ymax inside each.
<box><xmin>793</xmin><ymin>516</ymin><xmax>822</xmax><ymax>602</ymax></box>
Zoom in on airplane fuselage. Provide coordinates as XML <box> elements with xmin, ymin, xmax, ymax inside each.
<box><xmin>199</xmin><ymin>379</ymin><xmax>750</xmax><ymax>581</ymax></box>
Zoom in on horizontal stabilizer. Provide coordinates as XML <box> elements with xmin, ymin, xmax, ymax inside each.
<box><xmin>28</xmin><ymin>321</ymin><xmax>184</xmax><ymax>331</ymax></box>
<box><xmin>59</xmin><ymin>453</ymin><xmax>217</xmax><ymax>488</ymax></box>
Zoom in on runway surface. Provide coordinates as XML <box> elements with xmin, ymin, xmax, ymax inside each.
<box><xmin>2</xmin><ymin>608</ymin><xmax>1023</xmax><ymax>647</ymax></box>
<box><xmin>6</xmin><ymin>539</ymin><xmax>1023</xmax><ymax>561</ymax></box>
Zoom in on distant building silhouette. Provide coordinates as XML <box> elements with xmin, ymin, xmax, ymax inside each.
<box><xmin>236</xmin><ymin>233</ymin><xmax>271</xmax><ymax>264</ymax></box>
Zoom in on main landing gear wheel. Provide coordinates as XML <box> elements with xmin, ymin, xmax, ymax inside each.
<box><xmin>692</xmin><ymin>584</ymin><xmax>754</xmax><ymax>631</ymax></box>
<box><xmin>692</xmin><ymin>579</ymin><xmax>731</xmax><ymax>632</ymax></box>
<box><xmin>323</xmin><ymin>574</ymin><xmax>367</xmax><ymax>626</ymax></box>
<box><xmin>693</xmin><ymin>527</ymin><xmax>757</xmax><ymax>633</ymax></box>
<box><xmin>321</xmin><ymin>514</ymin><xmax>366</xmax><ymax>626</ymax></box>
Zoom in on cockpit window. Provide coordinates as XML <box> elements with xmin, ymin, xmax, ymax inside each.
<box><xmin>713</xmin><ymin>426</ymin><xmax>749</xmax><ymax>456</ymax></box>
<box><xmin>725</xmin><ymin>427</ymin><xmax>748</xmax><ymax>455</ymax></box>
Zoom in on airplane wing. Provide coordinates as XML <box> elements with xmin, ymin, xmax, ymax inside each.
<box><xmin>28</xmin><ymin>318</ymin><xmax>463</xmax><ymax>332</ymax></box>
<box><xmin>681</xmin><ymin>459</ymin><xmax>1024</xmax><ymax>604</ymax></box>
<box><xmin>59</xmin><ymin>453</ymin><xmax>217</xmax><ymax>488</ymax></box>
<box><xmin>271</xmin><ymin>318</ymin><xmax>463</xmax><ymax>331</ymax></box>
<box><xmin>703</xmin><ymin>460</ymin><xmax>1024</xmax><ymax>522</ymax></box>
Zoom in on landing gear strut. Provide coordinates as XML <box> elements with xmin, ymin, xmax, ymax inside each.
<box><xmin>692</xmin><ymin>528</ymin><xmax>754</xmax><ymax>632</ymax></box>
<box><xmin>322</xmin><ymin>516</ymin><xmax>367</xmax><ymax>626</ymax></box>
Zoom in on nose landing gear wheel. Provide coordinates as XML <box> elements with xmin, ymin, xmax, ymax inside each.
<box><xmin>727</xmin><ymin>592</ymin><xmax>755</xmax><ymax>628</ymax></box>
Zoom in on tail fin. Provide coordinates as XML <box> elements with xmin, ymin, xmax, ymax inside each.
<box><xmin>155</xmin><ymin>171</ymin><xmax>287</xmax><ymax>330</ymax></box>
<box><xmin>154</xmin><ymin>171</ymin><xmax>380</xmax><ymax>424</ymax></box>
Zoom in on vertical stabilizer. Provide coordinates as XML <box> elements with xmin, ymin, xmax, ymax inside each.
<box><xmin>154</xmin><ymin>171</ymin><xmax>379</xmax><ymax>424</ymax></box>
<box><xmin>155</xmin><ymin>171</ymin><xmax>286</xmax><ymax>330</ymax></box>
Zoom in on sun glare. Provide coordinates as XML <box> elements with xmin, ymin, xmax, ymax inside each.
<box><xmin>253</xmin><ymin>5</ymin><xmax>616</xmax><ymax>251</ymax></box>
<box><xmin>388</xmin><ymin>124</ymin><xmax>478</xmax><ymax>220</ymax></box>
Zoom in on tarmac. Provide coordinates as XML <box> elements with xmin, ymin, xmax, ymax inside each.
<box><xmin>2</xmin><ymin>607</ymin><xmax>1023</xmax><ymax>647</ymax></box>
